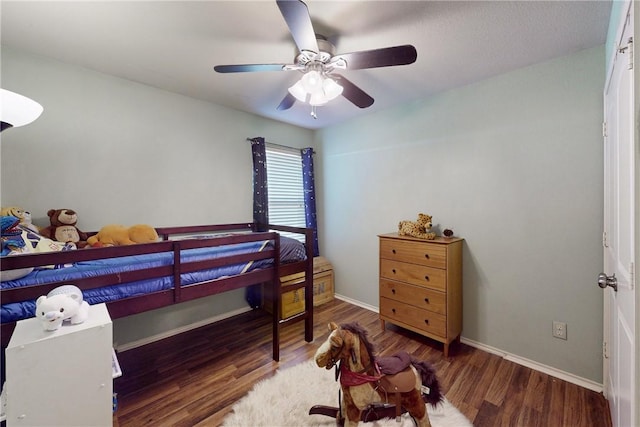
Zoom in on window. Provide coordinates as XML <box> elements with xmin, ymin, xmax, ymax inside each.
<box><xmin>265</xmin><ymin>144</ymin><xmax>305</xmax><ymax>242</ymax></box>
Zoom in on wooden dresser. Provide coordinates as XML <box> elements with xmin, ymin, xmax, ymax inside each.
<box><xmin>378</xmin><ymin>233</ymin><xmax>463</xmax><ymax>357</ymax></box>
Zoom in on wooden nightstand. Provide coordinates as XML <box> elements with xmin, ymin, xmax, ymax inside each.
<box><xmin>378</xmin><ymin>233</ymin><xmax>463</xmax><ymax>357</ymax></box>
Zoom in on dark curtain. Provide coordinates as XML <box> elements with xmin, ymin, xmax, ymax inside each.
<box><xmin>301</xmin><ymin>147</ymin><xmax>320</xmax><ymax>257</ymax></box>
<box><xmin>251</xmin><ymin>137</ymin><xmax>269</xmax><ymax>232</ymax></box>
<box><xmin>247</xmin><ymin>136</ymin><xmax>268</xmax><ymax>308</ymax></box>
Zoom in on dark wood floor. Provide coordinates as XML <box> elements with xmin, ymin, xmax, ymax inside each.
<box><xmin>113</xmin><ymin>298</ymin><xmax>611</xmax><ymax>426</ymax></box>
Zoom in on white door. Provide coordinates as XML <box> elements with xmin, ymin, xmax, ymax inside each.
<box><xmin>602</xmin><ymin>2</ymin><xmax>635</xmax><ymax>426</ymax></box>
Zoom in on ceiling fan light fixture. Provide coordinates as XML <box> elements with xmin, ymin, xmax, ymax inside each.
<box><xmin>308</xmin><ymin>76</ymin><xmax>342</xmax><ymax>106</ymax></box>
<box><xmin>289</xmin><ymin>73</ymin><xmax>343</xmax><ymax>107</ymax></box>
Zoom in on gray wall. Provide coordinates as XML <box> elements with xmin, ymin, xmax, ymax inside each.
<box><xmin>0</xmin><ymin>47</ymin><xmax>314</xmax><ymax>345</ymax></box>
<box><xmin>316</xmin><ymin>46</ymin><xmax>605</xmax><ymax>382</ymax></box>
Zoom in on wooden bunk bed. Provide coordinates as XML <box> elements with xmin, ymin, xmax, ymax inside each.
<box><xmin>0</xmin><ymin>222</ymin><xmax>314</xmax><ymax>361</ymax></box>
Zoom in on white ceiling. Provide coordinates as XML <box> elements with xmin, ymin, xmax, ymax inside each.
<box><xmin>1</xmin><ymin>1</ymin><xmax>611</xmax><ymax>130</ymax></box>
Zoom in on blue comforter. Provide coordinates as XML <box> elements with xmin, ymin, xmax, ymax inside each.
<box><xmin>2</xmin><ymin>237</ymin><xmax>306</xmax><ymax>323</ymax></box>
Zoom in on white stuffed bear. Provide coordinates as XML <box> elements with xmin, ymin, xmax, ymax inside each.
<box><xmin>35</xmin><ymin>285</ymin><xmax>90</xmax><ymax>331</ymax></box>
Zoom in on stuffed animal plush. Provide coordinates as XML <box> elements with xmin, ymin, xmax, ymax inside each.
<box><xmin>1</xmin><ymin>216</ymin><xmax>27</xmax><ymax>256</ymax></box>
<box><xmin>0</xmin><ymin>216</ymin><xmax>34</xmax><ymax>281</ymax></box>
<box><xmin>35</xmin><ymin>285</ymin><xmax>90</xmax><ymax>331</ymax></box>
<box><xmin>398</xmin><ymin>213</ymin><xmax>436</xmax><ymax>240</ymax></box>
<box><xmin>1</xmin><ymin>215</ymin><xmax>77</xmax><ymax>281</ymax></box>
<box><xmin>87</xmin><ymin>224</ymin><xmax>158</xmax><ymax>247</ymax></box>
<box><xmin>127</xmin><ymin>224</ymin><xmax>159</xmax><ymax>244</ymax></box>
<box><xmin>40</xmin><ymin>209</ymin><xmax>89</xmax><ymax>248</ymax></box>
<box><xmin>0</xmin><ymin>206</ymin><xmax>39</xmax><ymax>233</ymax></box>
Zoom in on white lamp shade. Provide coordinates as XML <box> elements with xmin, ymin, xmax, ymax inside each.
<box><xmin>301</xmin><ymin>70</ymin><xmax>323</xmax><ymax>94</ymax></box>
<box><xmin>0</xmin><ymin>88</ymin><xmax>44</xmax><ymax>129</ymax></box>
<box><xmin>322</xmin><ymin>78</ymin><xmax>343</xmax><ymax>101</ymax></box>
<box><xmin>309</xmin><ymin>78</ymin><xmax>343</xmax><ymax>106</ymax></box>
<box><xmin>288</xmin><ymin>80</ymin><xmax>309</xmax><ymax>103</ymax></box>
<box><xmin>309</xmin><ymin>92</ymin><xmax>329</xmax><ymax>106</ymax></box>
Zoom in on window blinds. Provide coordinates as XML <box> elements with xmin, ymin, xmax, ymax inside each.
<box><xmin>265</xmin><ymin>144</ymin><xmax>306</xmax><ymax>241</ymax></box>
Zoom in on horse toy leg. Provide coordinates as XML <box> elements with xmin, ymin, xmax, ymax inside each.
<box><xmin>308</xmin><ymin>405</ymin><xmax>344</xmax><ymax>426</ymax></box>
<box><xmin>309</xmin><ymin>394</ymin><xmax>436</xmax><ymax>426</ymax></box>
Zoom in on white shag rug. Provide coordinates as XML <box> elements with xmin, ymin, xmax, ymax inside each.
<box><xmin>223</xmin><ymin>360</ymin><xmax>473</xmax><ymax>427</ymax></box>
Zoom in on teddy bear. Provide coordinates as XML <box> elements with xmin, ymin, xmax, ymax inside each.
<box><xmin>398</xmin><ymin>213</ymin><xmax>436</xmax><ymax>240</ymax></box>
<box><xmin>40</xmin><ymin>209</ymin><xmax>89</xmax><ymax>248</ymax></box>
<box><xmin>35</xmin><ymin>284</ymin><xmax>90</xmax><ymax>331</ymax></box>
<box><xmin>86</xmin><ymin>224</ymin><xmax>158</xmax><ymax>247</ymax></box>
<box><xmin>0</xmin><ymin>206</ymin><xmax>39</xmax><ymax>233</ymax></box>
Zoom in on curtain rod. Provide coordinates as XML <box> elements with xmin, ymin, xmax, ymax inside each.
<box><xmin>246</xmin><ymin>137</ymin><xmax>315</xmax><ymax>154</ymax></box>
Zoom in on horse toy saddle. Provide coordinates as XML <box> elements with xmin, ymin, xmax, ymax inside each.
<box><xmin>377</xmin><ymin>351</ymin><xmax>417</xmax><ymax>392</ymax></box>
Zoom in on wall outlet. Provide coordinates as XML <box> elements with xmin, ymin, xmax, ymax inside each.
<box><xmin>553</xmin><ymin>321</ymin><xmax>567</xmax><ymax>340</ymax></box>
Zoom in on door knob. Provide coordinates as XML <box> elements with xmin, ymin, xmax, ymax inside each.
<box><xmin>598</xmin><ymin>273</ymin><xmax>618</xmax><ymax>292</ymax></box>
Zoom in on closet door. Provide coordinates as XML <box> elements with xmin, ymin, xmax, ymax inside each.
<box><xmin>602</xmin><ymin>2</ymin><xmax>635</xmax><ymax>426</ymax></box>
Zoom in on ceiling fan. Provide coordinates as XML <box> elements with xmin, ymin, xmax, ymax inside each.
<box><xmin>214</xmin><ymin>0</ymin><xmax>417</xmax><ymax>118</ymax></box>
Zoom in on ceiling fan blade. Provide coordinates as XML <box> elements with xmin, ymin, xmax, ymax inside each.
<box><xmin>277</xmin><ymin>93</ymin><xmax>296</xmax><ymax>111</ymax></box>
<box><xmin>276</xmin><ymin>0</ymin><xmax>319</xmax><ymax>54</ymax></box>
<box><xmin>214</xmin><ymin>64</ymin><xmax>287</xmax><ymax>73</ymax></box>
<box><xmin>335</xmin><ymin>45</ymin><xmax>417</xmax><ymax>70</ymax></box>
<box><xmin>334</xmin><ymin>74</ymin><xmax>374</xmax><ymax>109</ymax></box>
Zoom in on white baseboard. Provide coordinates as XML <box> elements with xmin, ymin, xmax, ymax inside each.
<box><xmin>115</xmin><ymin>306</ymin><xmax>253</xmax><ymax>352</ymax></box>
<box><xmin>334</xmin><ymin>293</ymin><xmax>379</xmax><ymax>312</ymax></box>
<box><xmin>460</xmin><ymin>337</ymin><xmax>603</xmax><ymax>393</ymax></box>
<box><xmin>335</xmin><ymin>293</ymin><xmax>603</xmax><ymax>393</ymax></box>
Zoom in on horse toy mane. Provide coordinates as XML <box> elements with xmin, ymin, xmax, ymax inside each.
<box><xmin>340</xmin><ymin>322</ymin><xmax>377</xmax><ymax>358</ymax></box>
<box><xmin>313</xmin><ymin>321</ymin><xmax>443</xmax><ymax>427</ymax></box>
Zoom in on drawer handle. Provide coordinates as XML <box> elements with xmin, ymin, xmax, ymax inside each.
<box><xmin>424</xmin><ymin>254</ymin><xmax>430</xmax><ymax>259</ymax></box>
<box><xmin>392</xmin><ymin>308</ymin><xmax>396</xmax><ymax>314</ymax></box>
<box><xmin>392</xmin><ymin>269</ymin><xmax>396</xmax><ymax>274</ymax></box>
<box><xmin>392</xmin><ymin>249</ymin><xmax>396</xmax><ymax>254</ymax></box>
<box><xmin>424</xmin><ymin>319</ymin><xmax>429</xmax><ymax>325</ymax></box>
<box><xmin>391</xmin><ymin>289</ymin><xmax>396</xmax><ymax>294</ymax></box>
<box><xmin>424</xmin><ymin>275</ymin><xmax>430</xmax><ymax>281</ymax></box>
<box><xmin>424</xmin><ymin>297</ymin><xmax>429</xmax><ymax>304</ymax></box>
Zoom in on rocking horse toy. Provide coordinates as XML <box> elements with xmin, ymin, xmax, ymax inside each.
<box><xmin>310</xmin><ymin>322</ymin><xmax>443</xmax><ymax>427</ymax></box>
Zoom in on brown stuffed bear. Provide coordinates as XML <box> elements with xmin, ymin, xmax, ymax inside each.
<box><xmin>40</xmin><ymin>209</ymin><xmax>89</xmax><ymax>248</ymax></box>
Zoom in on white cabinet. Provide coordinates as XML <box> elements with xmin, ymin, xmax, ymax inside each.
<box><xmin>5</xmin><ymin>303</ymin><xmax>113</xmax><ymax>426</ymax></box>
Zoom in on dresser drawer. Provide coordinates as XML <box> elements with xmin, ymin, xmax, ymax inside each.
<box><xmin>380</xmin><ymin>279</ymin><xmax>446</xmax><ymax>315</ymax></box>
<box><xmin>380</xmin><ymin>259</ymin><xmax>446</xmax><ymax>291</ymax></box>
<box><xmin>380</xmin><ymin>298</ymin><xmax>446</xmax><ymax>337</ymax></box>
<box><xmin>380</xmin><ymin>238</ymin><xmax>446</xmax><ymax>269</ymax></box>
